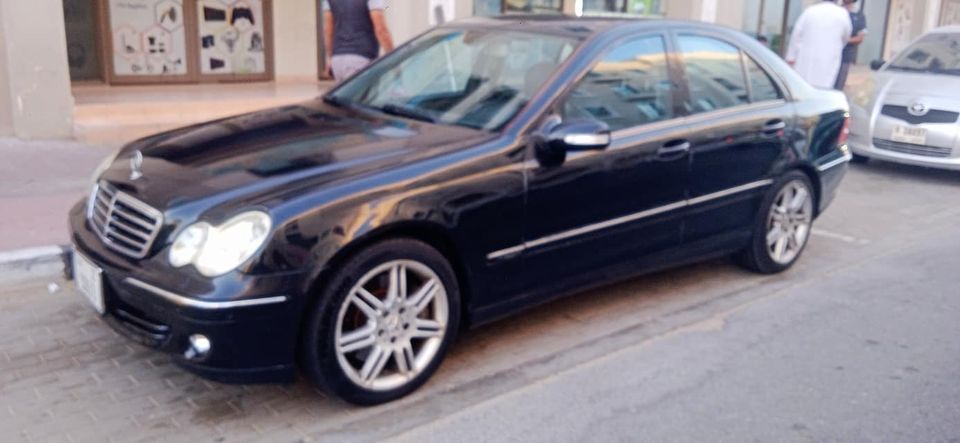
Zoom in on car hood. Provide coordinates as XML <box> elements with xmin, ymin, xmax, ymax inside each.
<box><xmin>99</xmin><ymin>100</ymin><xmax>493</xmax><ymax>215</ymax></box>
<box><xmin>871</xmin><ymin>70</ymin><xmax>960</xmax><ymax>104</ymax></box>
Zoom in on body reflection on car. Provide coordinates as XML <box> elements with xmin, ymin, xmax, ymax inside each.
<box><xmin>69</xmin><ymin>16</ymin><xmax>851</xmax><ymax>406</ymax></box>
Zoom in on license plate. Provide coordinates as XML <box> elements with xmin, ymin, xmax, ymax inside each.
<box><xmin>891</xmin><ymin>125</ymin><xmax>927</xmax><ymax>145</ymax></box>
<box><xmin>73</xmin><ymin>252</ymin><xmax>105</xmax><ymax>314</ymax></box>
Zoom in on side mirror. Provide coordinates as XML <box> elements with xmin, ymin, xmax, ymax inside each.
<box><xmin>548</xmin><ymin>119</ymin><xmax>611</xmax><ymax>151</ymax></box>
<box><xmin>870</xmin><ymin>59</ymin><xmax>885</xmax><ymax>71</ymax></box>
<box><xmin>534</xmin><ymin>119</ymin><xmax>611</xmax><ymax>167</ymax></box>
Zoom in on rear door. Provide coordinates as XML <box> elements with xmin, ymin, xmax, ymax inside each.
<box><xmin>671</xmin><ymin>31</ymin><xmax>795</xmax><ymax>244</ymax></box>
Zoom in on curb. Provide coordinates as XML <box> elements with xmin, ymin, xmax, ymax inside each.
<box><xmin>0</xmin><ymin>245</ymin><xmax>72</xmax><ymax>282</ymax></box>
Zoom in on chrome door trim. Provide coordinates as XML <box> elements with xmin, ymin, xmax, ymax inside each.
<box><xmin>687</xmin><ymin>179</ymin><xmax>773</xmax><ymax>206</ymax></box>
<box><xmin>817</xmin><ymin>152</ymin><xmax>853</xmax><ymax>172</ymax></box>
<box><xmin>124</xmin><ymin>278</ymin><xmax>288</xmax><ymax>310</ymax></box>
<box><xmin>487</xmin><ymin>179</ymin><xmax>774</xmax><ymax>260</ymax></box>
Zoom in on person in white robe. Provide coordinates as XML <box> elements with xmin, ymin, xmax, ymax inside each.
<box><xmin>786</xmin><ymin>0</ymin><xmax>853</xmax><ymax>89</ymax></box>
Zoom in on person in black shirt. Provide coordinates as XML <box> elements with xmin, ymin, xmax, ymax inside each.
<box><xmin>835</xmin><ymin>0</ymin><xmax>867</xmax><ymax>90</ymax></box>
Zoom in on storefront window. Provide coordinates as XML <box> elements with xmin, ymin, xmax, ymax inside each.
<box><xmin>504</xmin><ymin>0</ymin><xmax>563</xmax><ymax>14</ymax></box>
<box><xmin>63</xmin><ymin>0</ymin><xmax>103</xmax><ymax>81</ymax></box>
<box><xmin>475</xmin><ymin>0</ymin><xmax>501</xmax><ymax>15</ymax></box>
<box><xmin>582</xmin><ymin>0</ymin><xmax>663</xmax><ymax>15</ymax></box>
<box><xmin>108</xmin><ymin>0</ymin><xmax>189</xmax><ymax>76</ymax></box>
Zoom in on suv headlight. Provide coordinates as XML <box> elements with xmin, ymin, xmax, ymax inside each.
<box><xmin>169</xmin><ymin>211</ymin><xmax>272</xmax><ymax>277</ymax></box>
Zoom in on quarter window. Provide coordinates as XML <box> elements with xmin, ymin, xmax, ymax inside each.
<box><xmin>744</xmin><ymin>55</ymin><xmax>783</xmax><ymax>102</ymax></box>
<box><xmin>561</xmin><ymin>35</ymin><xmax>674</xmax><ymax>132</ymax></box>
<box><xmin>678</xmin><ymin>35</ymin><xmax>750</xmax><ymax>114</ymax></box>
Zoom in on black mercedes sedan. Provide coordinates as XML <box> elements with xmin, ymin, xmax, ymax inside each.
<box><xmin>70</xmin><ymin>16</ymin><xmax>851</xmax><ymax>405</ymax></box>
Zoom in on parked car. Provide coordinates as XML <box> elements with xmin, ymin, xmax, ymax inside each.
<box><xmin>69</xmin><ymin>16</ymin><xmax>851</xmax><ymax>405</ymax></box>
<box><xmin>848</xmin><ymin>26</ymin><xmax>960</xmax><ymax>169</ymax></box>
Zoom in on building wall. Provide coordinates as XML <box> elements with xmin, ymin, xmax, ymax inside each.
<box><xmin>0</xmin><ymin>0</ymin><xmax>73</xmax><ymax>138</ymax></box>
<box><xmin>273</xmin><ymin>0</ymin><xmax>319</xmax><ymax>80</ymax></box>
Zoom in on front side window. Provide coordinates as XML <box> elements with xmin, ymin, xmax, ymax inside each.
<box><xmin>330</xmin><ymin>29</ymin><xmax>578</xmax><ymax>131</ymax></box>
<box><xmin>561</xmin><ymin>35</ymin><xmax>675</xmax><ymax>131</ymax></box>
<box><xmin>678</xmin><ymin>35</ymin><xmax>750</xmax><ymax>114</ymax></box>
<box><xmin>887</xmin><ymin>33</ymin><xmax>960</xmax><ymax>76</ymax></box>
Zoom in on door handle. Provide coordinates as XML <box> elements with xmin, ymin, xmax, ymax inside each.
<box><xmin>658</xmin><ymin>139</ymin><xmax>691</xmax><ymax>157</ymax></box>
<box><xmin>763</xmin><ymin>119</ymin><xmax>787</xmax><ymax>134</ymax></box>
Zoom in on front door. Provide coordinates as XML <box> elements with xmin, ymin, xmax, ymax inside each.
<box><xmin>516</xmin><ymin>33</ymin><xmax>690</xmax><ymax>299</ymax></box>
<box><xmin>672</xmin><ymin>32</ymin><xmax>795</xmax><ymax>244</ymax></box>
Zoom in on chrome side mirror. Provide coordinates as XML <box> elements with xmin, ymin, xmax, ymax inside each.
<box><xmin>534</xmin><ymin>119</ymin><xmax>612</xmax><ymax>167</ymax></box>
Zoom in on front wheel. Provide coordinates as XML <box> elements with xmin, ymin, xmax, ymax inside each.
<box><xmin>301</xmin><ymin>239</ymin><xmax>460</xmax><ymax>405</ymax></box>
<box><xmin>738</xmin><ymin>171</ymin><xmax>815</xmax><ymax>274</ymax></box>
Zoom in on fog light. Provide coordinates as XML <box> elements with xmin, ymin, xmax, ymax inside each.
<box><xmin>185</xmin><ymin>334</ymin><xmax>211</xmax><ymax>360</ymax></box>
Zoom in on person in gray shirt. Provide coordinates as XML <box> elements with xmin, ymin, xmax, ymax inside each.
<box><xmin>323</xmin><ymin>0</ymin><xmax>395</xmax><ymax>81</ymax></box>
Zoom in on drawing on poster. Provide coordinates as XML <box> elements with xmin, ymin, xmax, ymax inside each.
<box><xmin>109</xmin><ymin>0</ymin><xmax>187</xmax><ymax>76</ymax></box>
<box><xmin>198</xmin><ymin>0</ymin><xmax>267</xmax><ymax>75</ymax></box>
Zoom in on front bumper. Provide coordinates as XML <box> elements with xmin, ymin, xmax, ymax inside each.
<box><xmin>849</xmin><ymin>138</ymin><xmax>960</xmax><ymax>171</ymax></box>
<box><xmin>69</xmin><ymin>202</ymin><xmax>309</xmax><ymax>384</ymax></box>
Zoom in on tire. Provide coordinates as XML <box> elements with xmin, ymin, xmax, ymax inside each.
<box><xmin>850</xmin><ymin>153</ymin><xmax>870</xmax><ymax>164</ymax></box>
<box><xmin>301</xmin><ymin>239</ymin><xmax>461</xmax><ymax>405</ymax></box>
<box><xmin>738</xmin><ymin>171</ymin><xmax>816</xmax><ymax>274</ymax></box>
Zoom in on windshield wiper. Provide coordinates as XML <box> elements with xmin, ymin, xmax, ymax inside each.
<box><xmin>378</xmin><ymin>104</ymin><xmax>436</xmax><ymax>123</ymax></box>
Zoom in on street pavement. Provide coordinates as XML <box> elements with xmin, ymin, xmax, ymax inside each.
<box><xmin>1</xmin><ymin>160</ymin><xmax>959</xmax><ymax>442</ymax></box>
<box><xmin>0</xmin><ymin>139</ymin><xmax>116</xmax><ymax>251</ymax></box>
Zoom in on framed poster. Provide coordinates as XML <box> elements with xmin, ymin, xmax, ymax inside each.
<box><xmin>942</xmin><ymin>0</ymin><xmax>960</xmax><ymax>26</ymax></box>
<box><xmin>107</xmin><ymin>0</ymin><xmax>189</xmax><ymax>77</ymax></box>
<box><xmin>196</xmin><ymin>0</ymin><xmax>272</xmax><ymax>79</ymax></box>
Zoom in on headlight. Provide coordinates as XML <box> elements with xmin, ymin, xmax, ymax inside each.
<box><xmin>169</xmin><ymin>211</ymin><xmax>272</xmax><ymax>277</ymax></box>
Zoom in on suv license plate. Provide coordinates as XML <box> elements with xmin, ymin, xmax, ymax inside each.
<box><xmin>891</xmin><ymin>125</ymin><xmax>927</xmax><ymax>145</ymax></box>
<box><xmin>73</xmin><ymin>252</ymin><xmax>105</xmax><ymax>314</ymax></box>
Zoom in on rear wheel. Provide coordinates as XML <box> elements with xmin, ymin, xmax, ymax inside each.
<box><xmin>301</xmin><ymin>239</ymin><xmax>460</xmax><ymax>405</ymax></box>
<box><xmin>738</xmin><ymin>171</ymin><xmax>815</xmax><ymax>274</ymax></box>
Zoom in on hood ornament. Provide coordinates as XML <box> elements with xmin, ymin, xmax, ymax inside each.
<box><xmin>129</xmin><ymin>151</ymin><xmax>144</xmax><ymax>181</ymax></box>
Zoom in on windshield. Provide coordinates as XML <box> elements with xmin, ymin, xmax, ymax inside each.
<box><xmin>328</xmin><ymin>28</ymin><xmax>580</xmax><ymax>131</ymax></box>
<box><xmin>887</xmin><ymin>32</ymin><xmax>960</xmax><ymax>76</ymax></box>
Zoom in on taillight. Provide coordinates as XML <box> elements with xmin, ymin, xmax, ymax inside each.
<box><xmin>838</xmin><ymin>113</ymin><xmax>851</xmax><ymax>147</ymax></box>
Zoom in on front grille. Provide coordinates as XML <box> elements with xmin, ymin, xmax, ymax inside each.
<box><xmin>873</xmin><ymin>138</ymin><xmax>954</xmax><ymax>158</ymax></box>
<box><xmin>88</xmin><ymin>181</ymin><xmax>163</xmax><ymax>259</ymax></box>
<box><xmin>881</xmin><ymin>105</ymin><xmax>959</xmax><ymax>125</ymax></box>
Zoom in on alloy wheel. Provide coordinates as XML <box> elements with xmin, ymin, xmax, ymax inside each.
<box><xmin>334</xmin><ymin>260</ymin><xmax>449</xmax><ymax>391</ymax></box>
<box><xmin>766</xmin><ymin>180</ymin><xmax>813</xmax><ymax>265</ymax></box>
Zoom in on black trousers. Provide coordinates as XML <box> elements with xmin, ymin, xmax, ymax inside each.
<box><xmin>834</xmin><ymin>62</ymin><xmax>852</xmax><ymax>91</ymax></box>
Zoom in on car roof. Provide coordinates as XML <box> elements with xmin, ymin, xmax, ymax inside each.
<box><xmin>453</xmin><ymin>14</ymin><xmax>715</xmax><ymax>38</ymax></box>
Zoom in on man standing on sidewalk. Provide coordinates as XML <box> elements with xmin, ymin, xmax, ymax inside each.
<box><xmin>786</xmin><ymin>0</ymin><xmax>852</xmax><ymax>89</ymax></box>
<box><xmin>323</xmin><ymin>0</ymin><xmax>395</xmax><ymax>81</ymax></box>
<box><xmin>835</xmin><ymin>0</ymin><xmax>868</xmax><ymax>90</ymax></box>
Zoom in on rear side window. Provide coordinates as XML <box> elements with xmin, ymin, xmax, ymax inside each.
<box><xmin>677</xmin><ymin>35</ymin><xmax>750</xmax><ymax>114</ymax></box>
<box><xmin>744</xmin><ymin>55</ymin><xmax>783</xmax><ymax>102</ymax></box>
<box><xmin>561</xmin><ymin>35</ymin><xmax>675</xmax><ymax>131</ymax></box>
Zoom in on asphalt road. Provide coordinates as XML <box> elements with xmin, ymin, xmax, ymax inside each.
<box><xmin>2</xmin><ymin>161</ymin><xmax>959</xmax><ymax>442</ymax></box>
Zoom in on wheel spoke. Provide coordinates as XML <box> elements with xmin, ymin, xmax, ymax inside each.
<box><xmin>406</xmin><ymin>278</ymin><xmax>439</xmax><ymax>314</ymax></box>
<box><xmin>795</xmin><ymin>224</ymin><xmax>809</xmax><ymax>246</ymax></box>
<box><xmin>394</xmin><ymin>340</ymin><xmax>416</xmax><ymax>377</ymax></box>
<box><xmin>351</xmin><ymin>288</ymin><xmax>384</xmax><ymax>319</ymax></box>
<box><xmin>386</xmin><ymin>264</ymin><xmax>406</xmax><ymax>305</ymax></box>
<box><xmin>338</xmin><ymin>325</ymin><xmax>377</xmax><ymax>354</ymax></box>
<box><xmin>788</xmin><ymin>186</ymin><xmax>808</xmax><ymax>211</ymax></box>
<box><xmin>766</xmin><ymin>226</ymin><xmax>785</xmax><ymax>246</ymax></box>
<box><xmin>411</xmin><ymin>319</ymin><xmax>444</xmax><ymax>339</ymax></box>
<box><xmin>359</xmin><ymin>345</ymin><xmax>390</xmax><ymax>383</ymax></box>
<box><xmin>772</xmin><ymin>235</ymin><xmax>788</xmax><ymax>261</ymax></box>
